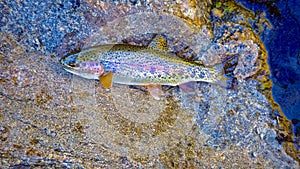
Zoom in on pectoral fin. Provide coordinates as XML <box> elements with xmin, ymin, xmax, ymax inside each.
<box><xmin>146</xmin><ymin>85</ymin><xmax>163</xmax><ymax>100</ymax></box>
<box><xmin>99</xmin><ymin>72</ymin><xmax>114</xmax><ymax>88</ymax></box>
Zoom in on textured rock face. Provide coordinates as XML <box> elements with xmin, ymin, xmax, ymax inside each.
<box><xmin>0</xmin><ymin>0</ymin><xmax>298</xmax><ymax>168</ymax></box>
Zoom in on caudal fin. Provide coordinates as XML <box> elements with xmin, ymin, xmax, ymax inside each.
<box><xmin>214</xmin><ymin>55</ymin><xmax>239</xmax><ymax>90</ymax></box>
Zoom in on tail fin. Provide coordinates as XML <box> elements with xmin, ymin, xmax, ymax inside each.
<box><xmin>214</xmin><ymin>54</ymin><xmax>239</xmax><ymax>90</ymax></box>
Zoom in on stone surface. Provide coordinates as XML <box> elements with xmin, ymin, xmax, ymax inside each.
<box><xmin>0</xmin><ymin>0</ymin><xmax>299</xmax><ymax>168</ymax></box>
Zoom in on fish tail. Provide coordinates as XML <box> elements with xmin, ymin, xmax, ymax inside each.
<box><xmin>213</xmin><ymin>65</ymin><xmax>229</xmax><ymax>88</ymax></box>
<box><xmin>214</xmin><ymin>55</ymin><xmax>238</xmax><ymax>90</ymax></box>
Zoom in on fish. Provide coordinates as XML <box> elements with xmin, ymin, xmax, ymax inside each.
<box><xmin>60</xmin><ymin>35</ymin><xmax>226</xmax><ymax>99</ymax></box>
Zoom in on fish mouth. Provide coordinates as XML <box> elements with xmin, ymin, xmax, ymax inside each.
<box><xmin>61</xmin><ymin>63</ymin><xmax>71</xmax><ymax>69</ymax></box>
<box><xmin>59</xmin><ymin>57</ymin><xmax>78</xmax><ymax>73</ymax></box>
<box><xmin>61</xmin><ymin>62</ymin><xmax>83</xmax><ymax>77</ymax></box>
<box><xmin>61</xmin><ymin>62</ymin><xmax>79</xmax><ymax>73</ymax></box>
<box><xmin>59</xmin><ymin>55</ymin><xmax>79</xmax><ymax>68</ymax></box>
<box><xmin>59</xmin><ymin>55</ymin><xmax>63</xmax><ymax>61</ymax></box>
<box><xmin>59</xmin><ymin>56</ymin><xmax>68</xmax><ymax>67</ymax></box>
<box><xmin>61</xmin><ymin>62</ymin><xmax>97</xmax><ymax>80</ymax></box>
<box><xmin>59</xmin><ymin>58</ymin><xmax>91</xmax><ymax>78</ymax></box>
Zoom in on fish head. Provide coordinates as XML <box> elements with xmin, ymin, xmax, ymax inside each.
<box><xmin>60</xmin><ymin>53</ymin><xmax>105</xmax><ymax>79</ymax></box>
<box><xmin>60</xmin><ymin>53</ymin><xmax>80</xmax><ymax>68</ymax></box>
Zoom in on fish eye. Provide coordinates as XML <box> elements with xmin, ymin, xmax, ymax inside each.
<box><xmin>69</xmin><ymin>58</ymin><xmax>78</xmax><ymax>67</ymax></box>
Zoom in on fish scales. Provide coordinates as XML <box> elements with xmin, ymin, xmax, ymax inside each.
<box><xmin>60</xmin><ymin>44</ymin><xmax>222</xmax><ymax>87</ymax></box>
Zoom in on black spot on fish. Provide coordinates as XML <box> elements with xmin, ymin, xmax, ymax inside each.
<box><xmin>191</xmin><ymin>69</ymin><xmax>196</xmax><ymax>78</ymax></box>
<box><xmin>199</xmin><ymin>72</ymin><xmax>205</xmax><ymax>78</ymax></box>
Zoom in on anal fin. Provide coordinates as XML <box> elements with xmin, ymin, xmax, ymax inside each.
<box><xmin>179</xmin><ymin>82</ymin><xmax>197</xmax><ymax>93</ymax></box>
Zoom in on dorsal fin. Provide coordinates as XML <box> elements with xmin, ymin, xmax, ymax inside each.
<box><xmin>148</xmin><ymin>34</ymin><xmax>168</xmax><ymax>51</ymax></box>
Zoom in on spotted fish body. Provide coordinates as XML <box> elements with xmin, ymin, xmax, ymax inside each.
<box><xmin>60</xmin><ymin>36</ymin><xmax>223</xmax><ymax>88</ymax></box>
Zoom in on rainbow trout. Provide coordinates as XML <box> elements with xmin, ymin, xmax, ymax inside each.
<box><xmin>60</xmin><ymin>35</ymin><xmax>225</xmax><ymax>98</ymax></box>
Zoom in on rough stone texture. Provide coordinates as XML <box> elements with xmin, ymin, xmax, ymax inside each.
<box><xmin>0</xmin><ymin>0</ymin><xmax>299</xmax><ymax>168</ymax></box>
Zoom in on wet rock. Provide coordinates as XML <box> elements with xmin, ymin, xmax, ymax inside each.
<box><xmin>0</xmin><ymin>0</ymin><xmax>298</xmax><ymax>168</ymax></box>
